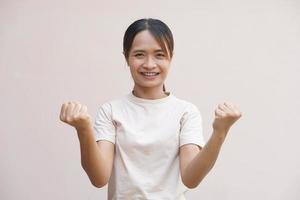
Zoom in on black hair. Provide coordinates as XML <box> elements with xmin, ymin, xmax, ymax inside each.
<box><xmin>123</xmin><ymin>18</ymin><xmax>174</xmax><ymax>92</ymax></box>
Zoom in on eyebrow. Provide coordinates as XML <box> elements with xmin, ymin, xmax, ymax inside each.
<box><xmin>131</xmin><ymin>49</ymin><xmax>164</xmax><ymax>53</ymax></box>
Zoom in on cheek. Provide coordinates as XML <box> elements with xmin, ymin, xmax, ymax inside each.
<box><xmin>128</xmin><ymin>62</ymin><xmax>141</xmax><ymax>75</ymax></box>
<box><xmin>159</xmin><ymin>61</ymin><xmax>171</xmax><ymax>71</ymax></box>
<box><xmin>128</xmin><ymin>59</ymin><xmax>142</xmax><ymax>69</ymax></box>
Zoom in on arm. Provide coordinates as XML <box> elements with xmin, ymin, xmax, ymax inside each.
<box><xmin>180</xmin><ymin>130</ymin><xmax>226</xmax><ymax>189</ymax></box>
<box><xmin>77</xmin><ymin>127</ymin><xmax>114</xmax><ymax>188</ymax></box>
<box><xmin>180</xmin><ymin>102</ymin><xmax>242</xmax><ymax>189</ymax></box>
<box><xmin>60</xmin><ymin>101</ymin><xmax>114</xmax><ymax>188</ymax></box>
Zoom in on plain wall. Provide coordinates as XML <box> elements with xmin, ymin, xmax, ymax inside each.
<box><xmin>1</xmin><ymin>0</ymin><xmax>299</xmax><ymax>199</ymax></box>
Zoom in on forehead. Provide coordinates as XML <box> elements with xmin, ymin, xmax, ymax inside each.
<box><xmin>130</xmin><ymin>30</ymin><xmax>163</xmax><ymax>52</ymax></box>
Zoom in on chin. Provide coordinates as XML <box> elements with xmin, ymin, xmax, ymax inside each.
<box><xmin>135</xmin><ymin>82</ymin><xmax>162</xmax><ymax>89</ymax></box>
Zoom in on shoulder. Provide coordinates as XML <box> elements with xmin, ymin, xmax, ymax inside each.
<box><xmin>96</xmin><ymin>94</ymin><xmax>130</xmax><ymax>113</ymax></box>
<box><xmin>172</xmin><ymin>95</ymin><xmax>200</xmax><ymax>112</ymax></box>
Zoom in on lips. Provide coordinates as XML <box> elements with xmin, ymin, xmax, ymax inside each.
<box><xmin>140</xmin><ymin>72</ymin><xmax>160</xmax><ymax>79</ymax></box>
<box><xmin>140</xmin><ymin>72</ymin><xmax>160</xmax><ymax>76</ymax></box>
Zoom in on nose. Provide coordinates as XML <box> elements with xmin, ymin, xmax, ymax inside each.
<box><xmin>142</xmin><ymin>56</ymin><xmax>157</xmax><ymax>69</ymax></box>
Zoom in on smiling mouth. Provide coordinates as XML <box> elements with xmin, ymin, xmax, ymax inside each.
<box><xmin>140</xmin><ymin>72</ymin><xmax>160</xmax><ymax>79</ymax></box>
<box><xmin>140</xmin><ymin>72</ymin><xmax>160</xmax><ymax>76</ymax></box>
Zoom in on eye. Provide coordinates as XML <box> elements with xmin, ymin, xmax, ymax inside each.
<box><xmin>156</xmin><ymin>53</ymin><xmax>165</xmax><ymax>58</ymax></box>
<box><xmin>134</xmin><ymin>53</ymin><xmax>144</xmax><ymax>58</ymax></box>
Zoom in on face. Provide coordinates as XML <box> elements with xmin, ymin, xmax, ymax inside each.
<box><xmin>126</xmin><ymin>30</ymin><xmax>171</xmax><ymax>91</ymax></box>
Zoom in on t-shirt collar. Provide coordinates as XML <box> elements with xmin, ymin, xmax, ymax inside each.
<box><xmin>127</xmin><ymin>90</ymin><xmax>174</xmax><ymax>104</ymax></box>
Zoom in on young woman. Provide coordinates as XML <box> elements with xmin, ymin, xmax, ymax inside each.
<box><xmin>60</xmin><ymin>18</ymin><xmax>242</xmax><ymax>200</ymax></box>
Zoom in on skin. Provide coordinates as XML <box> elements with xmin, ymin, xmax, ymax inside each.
<box><xmin>59</xmin><ymin>29</ymin><xmax>242</xmax><ymax>189</ymax></box>
<box><xmin>125</xmin><ymin>30</ymin><xmax>171</xmax><ymax>100</ymax></box>
<box><xmin>60</xmin><ymin>102</ymin><xmax>113</xmax><ymax>187</ymax></box>
<box><xmin>180</xmin><ymin>103</ymin><xmax>242</xmax><ymax>188</ymax></box>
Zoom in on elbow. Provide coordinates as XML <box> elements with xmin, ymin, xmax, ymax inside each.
<box><xmin>81</xmin><ymin>164</ymin><xmax>108</xmax><ymax>188</ymax></box>
<box><xmin>85</xmin><ymin>170</ymin><xmax>108</xmax><ymax>188</ymax></box>
<box><xmin>181</xmin><ymin>169</ymin><xmax>209</xmax><ymax>189</ymax></box>
<box><xmin>91</xmin><ymin>179</ymin><xmax>108</xmax><ymax>188</ymax></box>
<box><xmin>92</xmin><ymin>182</ymin><xmax>106</xmax><ymax>188</ymax></box>
<box><xmin>182</xmin><ymin>175</ymin><xmax>202</xmax><ymax>189</ymax></box>
<box><xmin>183</xmin><ymin>181</ymin><xmax>199</xmax><ymax>189</ymax></box>
<box><xmin>89</xmin><ymin>174</ymin><xmax>109</xmax><ymax>188</ymax></box>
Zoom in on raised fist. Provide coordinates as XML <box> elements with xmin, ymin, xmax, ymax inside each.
<box><xmin>59</xmin><ymin>101</ymin><xmax>92</xmax><ymax>131</ymax></box>
<box><xmin>212</xmin><ymin>102</ymin><xmax>242</xmax><ymax>135</ymax></box>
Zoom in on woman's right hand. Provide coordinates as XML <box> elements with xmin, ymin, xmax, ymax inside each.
<box><xmin>60</xmin><ymin>101</ymin><xmax>92</xmax><ymax>131</ymax></box>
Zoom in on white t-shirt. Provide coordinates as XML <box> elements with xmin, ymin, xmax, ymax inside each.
<box><xmin>93</xmin><ymin>91</ymin><xmax>206</xmax><ymax>200</ymax></box>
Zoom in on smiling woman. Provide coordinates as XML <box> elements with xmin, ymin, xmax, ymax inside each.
<box><xmin>123</xmin><ymin>18</ymin><xmax>174</xmax><ymax>99</ymax></box>
<box><xmin>126</xmin><ymin>30</ymin><xmax>171</xmax><ymax>99</ymax></box>
<box><xmin>59</xmin><ymin>18</ymin><xmax>242</xmax><ymax>200</ymax></box>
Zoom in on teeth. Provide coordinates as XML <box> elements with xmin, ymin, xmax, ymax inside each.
<box><xmin>141</xmin><ymin>72</ymin><xmax>158</xmax><ymax>76</ymax></box>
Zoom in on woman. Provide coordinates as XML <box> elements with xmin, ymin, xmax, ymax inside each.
<box><xmin>59</xmin><ymin>18</ymin><xmax>242</xmax><ymax>200</ymax></box>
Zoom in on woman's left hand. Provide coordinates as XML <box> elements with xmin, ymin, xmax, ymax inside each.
<box><xmin>212</xmin><ymin>102</ymin><xmax>242</xmax><ymax>137</ymax></box>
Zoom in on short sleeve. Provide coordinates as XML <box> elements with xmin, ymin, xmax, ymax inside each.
<box><xmin>93</xmin><ymin>103</ymin><xmax>116</xmax><ymax>144</ymax></box>
<box><xmin>179</xmin><ymin>103</ymin><xmax>206</xmax><ymax>148</ymax></box>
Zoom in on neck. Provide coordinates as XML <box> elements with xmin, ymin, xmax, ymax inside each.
<box><xmin>132</xmin><ymin>85</ymin><xmax>168</xmax><ymax>100</ymax></box>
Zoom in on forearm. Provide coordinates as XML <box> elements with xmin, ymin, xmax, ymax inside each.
<box><xmin>182</xmin><ymin>130</ymin><xmax>227</xmax><ymax>188</ymax></box>
<box><xmin>76</xmin><ymin>127</ymin><xmax>109</xmax><ymax>187</ymax></box>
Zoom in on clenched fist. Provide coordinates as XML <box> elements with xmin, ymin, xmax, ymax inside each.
<box><xmin>59</xmin><ymin>101</ymin><xmax>92</xmax><ymax>131</ymax></box>
<box><xmin>213</xmin><ymin>102</ymin><xmax>242</xmax><ymax>135</ymax></box>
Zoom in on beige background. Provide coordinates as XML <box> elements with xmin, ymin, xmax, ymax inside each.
<box><xmin>1</xmin><ymin>0</ymin><xmax>300</xmax><ymax>199</ymax></box>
